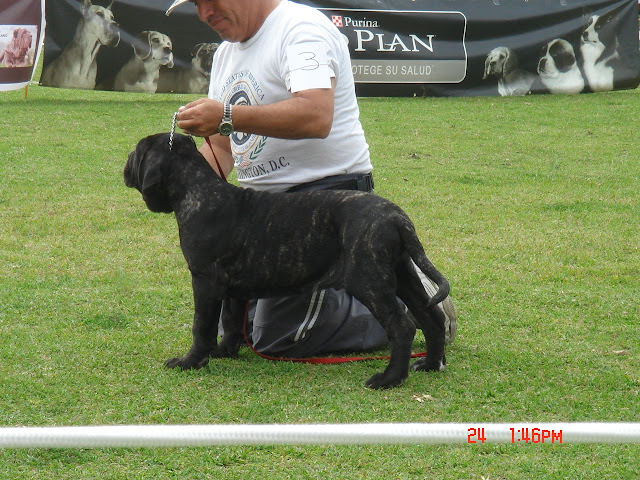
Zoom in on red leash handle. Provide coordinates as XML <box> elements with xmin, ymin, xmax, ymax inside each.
<box><xmin>205</xmin><ymin>137</ymin><xmax>227</xmax><ymax>183</ymax></box>
<box><xmin>241</xmin><ymin>302</ymin><xmax>426</xmax><ymax>364</ymax></box>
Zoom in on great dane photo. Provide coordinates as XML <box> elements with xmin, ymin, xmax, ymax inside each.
<box><xmin>41</xmin><ymin>0</ymin><xmax>120</xmax><ymax>89</ymax></box>
<box><xmin>124</xmin><ymin>133</ymin><xmax>450</xmax><ymax>389</ymax></box>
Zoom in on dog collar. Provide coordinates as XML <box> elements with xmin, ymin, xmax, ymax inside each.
<box><xmin>169</xmin><ymin>111</ymin><xmax>178</xmax><ymax>150</ymax></box>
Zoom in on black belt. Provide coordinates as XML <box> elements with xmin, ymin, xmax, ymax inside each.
<box><xmin>287</xmin><ymin>172</ymin><xmax>374</xmax><ymax>193</ymax></box>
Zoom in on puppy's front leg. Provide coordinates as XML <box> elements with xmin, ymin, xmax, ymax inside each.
<box><xmin>165</xmin><ymin>273</ymin><xmax>222</xmax><ymax>370</ymax></box>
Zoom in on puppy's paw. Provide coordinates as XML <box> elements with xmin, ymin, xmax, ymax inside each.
<box><xmin>411</xmin><ymin>357</ymin><xmax>446</xmax><ymax>372</ymax></box>
<box><xmin>213</xmin><ymin>338</ymin><xmax>241</xmax><ymax>358</ymax></box>
<box><xmin>164</xmin><ymin>354</ymin><xmax>210</xmax><ymax>370</ymax></box>
<box><xmin>365</xmin><ymin>372</ymin><xmax>406</xmax><ymax>390</ymax></box>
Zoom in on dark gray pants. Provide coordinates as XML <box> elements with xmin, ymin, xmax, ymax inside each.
<box><xmin>249</xmin><ymin>289</ymin><xmax>390</xmax><ymax>356</ymax></box>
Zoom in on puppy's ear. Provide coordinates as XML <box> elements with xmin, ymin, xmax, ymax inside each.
<box><xmin>127</xmin><ymin>135</ymin><xmax>174</xmax><ymax>213</ymax></box>
<box><xmin>192</xmin><ymin>43</ymin><xmax>205</xmax><ymax>56</ymax></box>
<box><xmin>141</xmin><ymin>150</ymin><xmax>173</xmax><ymax>213</ymax></box>
<box><xmin>483</xmin><ymin>53</ymin><xmax>492</xmax><ymax>79</ymax></box>
<box><xmin>133</xmin><ymin>31</ymin><xmax>152</xmax><ymax>60</ymax></box>
<box><xmin>555</xmin><ymin>48</ymin><xmax>576</xmax><ymax>72</ymax></box>
<box><xmin>503</xmin><ymin>50</ymin><xmax>517</xmax><ymax>75</ymax></box>
<box><xmin>107</xmin><ymin>0</ymin><xmax>114</xmax><ymax>10</ymax></box>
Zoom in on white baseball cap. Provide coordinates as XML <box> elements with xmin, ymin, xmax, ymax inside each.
<box><xmin>165</xmin><ymin>0</ymin><xmax>192</xmax><ymax>16</ymax></box>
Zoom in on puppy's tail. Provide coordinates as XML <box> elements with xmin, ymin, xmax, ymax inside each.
<box><xmin>400</xmin><ymin>220</ymin><xmax>450</xmax><ymax>307</ymax></box>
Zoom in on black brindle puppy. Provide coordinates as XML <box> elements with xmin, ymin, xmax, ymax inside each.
<box><xmin>124</xmin><ymin>133</ymin><xmax>450</xmax><ymax>389</ymax></box>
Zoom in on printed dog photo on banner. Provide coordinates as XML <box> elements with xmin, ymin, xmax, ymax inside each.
<box><xmin>40</xmin><ymin>0</ymin><xmax>120</xmax><ymax>89</ymax></box>
<box><xmin>481</xmin><ymin>6</ymin><xmax>632</xmax><ymax>96</ymax></box>
<box><xmin>0</xmin><ymin>25</ymin><xmax>37</xmax><ymax>68</ymax></box>
<box><xmin>580</xmin><ymin>11</ymin><xmax>624</xmax><ymax>91</ymax></box>
<box><xmin>41</xmin><ymin>0</ymin><xmax>220</xmax><ymax>93</ymax></box>
<box><xmin>41</xmin><ymin>0</ymin><xmax>640</xmax><ymax>96</ymax></box>
<box><xmin>157</xmin><ymin>42</ymin><xmax>219</xmax><ymax>94</ymax></box>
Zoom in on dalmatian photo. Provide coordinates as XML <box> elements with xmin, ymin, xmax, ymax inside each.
<box><xmin>0</xmin><ymin>27</ymin><xmax>35</xmax><ymax>68</ymax></box>
<box><xmin>123</xmin><ymin>133</ymin><xmax>451</xmax><ymax>389</ymax></box>
<box><xmin>483</xmin><ymin>46</ymin><xmax>537</xmax><ymax>96</ymax></box>
<box><xmin>157</xmin><ymin>42</ymin><xmax>218</xmax><ymax>94</ymax></box>
<box><xmin>40</xmin><ymin>0</ymin><xmax>120</xmax><ymax>89</ymax></box>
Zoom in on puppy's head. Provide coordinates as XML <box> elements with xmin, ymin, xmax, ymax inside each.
<box><xmin>8</xmin><ymin>28</ymin><xmax>32</xmax><ymax>59</ymax></box>
<box><xmin>581</xmin><ymin>12</ymin><xmax>617</xmax><ymax>47</ymax></box>
<box><xmin>483</xmin><ymin>46</ymin><xmax>516</xmax><ymax>79</ymax></box>
<box><xmin>582</xmin><ymin>15</ymin><xmax>601</xmax><ymax>45</ymax></box>
<box><xmin>14</xmin><ymin>28</ymin><xmax>32</xmax><ymax>54</ymax></box>
<box><xmin>124</xmin><ymin>133</ymin><xmax>196</xmax><ymax>213</ymax></box>
<box><xmin>134</xmin><ymin>31</ymin><xmax>174</xmax><ymax>68</ymax></box>
<box><xmin>191</xmin><ymin>42</ymin><xmax>219</xmax><ymax>75</ymax></box>
<box><xmin>538</xmin><ymin>39</ymin><xmax>576</xmax><ymax>76</ymax></box>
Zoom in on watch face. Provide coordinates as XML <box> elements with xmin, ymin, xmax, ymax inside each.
<box><xmin>218</xmin><ymin>122</ymin><xmax>233</xmax><ymax>136</ymax></box>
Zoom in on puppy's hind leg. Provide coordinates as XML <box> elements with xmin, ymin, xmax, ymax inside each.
<box><xmin>215</xmin><ymin>297</ymin><xmax>247</xmax><ymax>358</ymax></box>
<box><xmin>395</xmin><ymin>257</ymin><xmax>446</xmax><ymax>373</ymax></box>
<box><xmin>165</xmin><ymin>274</ymin><xmax>222</xmax><ymax>370</ymax></box>
<box><xmin>354</xmin><ymin>285</ymin><xmax>416</xmax><ymax>389</ymax></box>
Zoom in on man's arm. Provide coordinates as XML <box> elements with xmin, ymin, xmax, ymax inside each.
<box><xmin>176</xmin><ymin>79</ymin><xmax>336</xmax><ymax>140</ymax></box>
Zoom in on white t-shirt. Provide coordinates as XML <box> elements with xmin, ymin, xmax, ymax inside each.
<box><xmin>208</xmin><ymin>0</ymin><xmax>372</xmax><ymax>192</ymax></box>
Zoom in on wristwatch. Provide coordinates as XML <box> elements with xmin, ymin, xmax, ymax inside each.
<box><xmin>218</xmin><ymin>103</ymin><xmax>234</xmax><ymax>136</ymax></box>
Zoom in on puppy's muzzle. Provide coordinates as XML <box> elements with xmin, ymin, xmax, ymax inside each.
<box><xmin>124</xmin><ymin>151</ymin><xmax>137</xmax><ymax>188</ymax></box>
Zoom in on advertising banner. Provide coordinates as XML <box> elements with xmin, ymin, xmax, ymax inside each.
<box><xmin>0</xmin><ymin>0</ymin><xmax>46</xmax><ymax>92</ymax></box>
<box><xmin>40</xmin><ymin>0</ymin><xmax>640</xmax><ymax>96</ymax></box>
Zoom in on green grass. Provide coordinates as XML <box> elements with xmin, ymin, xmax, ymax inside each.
<box><xmin>1</xmin><ymin>83</ymin><xmax>639</xmax><ymax>479</ymax></box>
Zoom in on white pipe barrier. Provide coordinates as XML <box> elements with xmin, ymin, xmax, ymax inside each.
<box><xmin>1</xmin><ymin>423</ymin><xmax>640</xmax><ymax>448</ymax></box>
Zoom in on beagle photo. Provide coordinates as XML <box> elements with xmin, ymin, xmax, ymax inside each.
<box><xmin>483</xmin><ymin>46</ymin><xmax>537</xmax><ymax>96</ymax></box>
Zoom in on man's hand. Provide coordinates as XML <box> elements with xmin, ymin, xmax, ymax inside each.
<box><xmin>176</xmin><ymin>98</ymin><xmax>223</xmax><ymax>138</ymax></box>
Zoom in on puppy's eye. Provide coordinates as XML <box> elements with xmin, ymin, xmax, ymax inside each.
<box><xmin>152</xmin><ymin>38</ymin><xmax>160</xmax><ymax>43</ymax></box>
<box><xmin>96</xmin><ymin>11</ymin><xmax>104</xmax><ymax>17</ymax></box>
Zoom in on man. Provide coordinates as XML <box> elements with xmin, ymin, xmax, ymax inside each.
<box><xmin>166</xmin><ymin>0</ymin><xmax>456</xmax><ymax>356</ymax></box>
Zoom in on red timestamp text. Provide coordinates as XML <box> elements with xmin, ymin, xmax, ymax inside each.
<box><xmin>466</xmin><ymin>427</ymin><xmax>563</xmax><ymax>444</ymax></box>
<box><xmin>510</xmin><ymin>427</ymin><xmax>563</xmax><ymax>444</ymax></box>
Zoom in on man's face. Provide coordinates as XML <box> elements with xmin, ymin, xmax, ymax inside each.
<box><xmin>193</xmin><ymin>0</ymin><xmax>256</xmax><ymax>43</ymax></box>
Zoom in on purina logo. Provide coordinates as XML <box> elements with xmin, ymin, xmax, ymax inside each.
<box><xmin>332</xmin><ymin>15</ymin><xmax>379</xmax><ymax>29</ymax></box>
<box><xmin>320</xmin><ymin>8</ymin><xmax>468</xmax><ymax>84</ymax></box>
